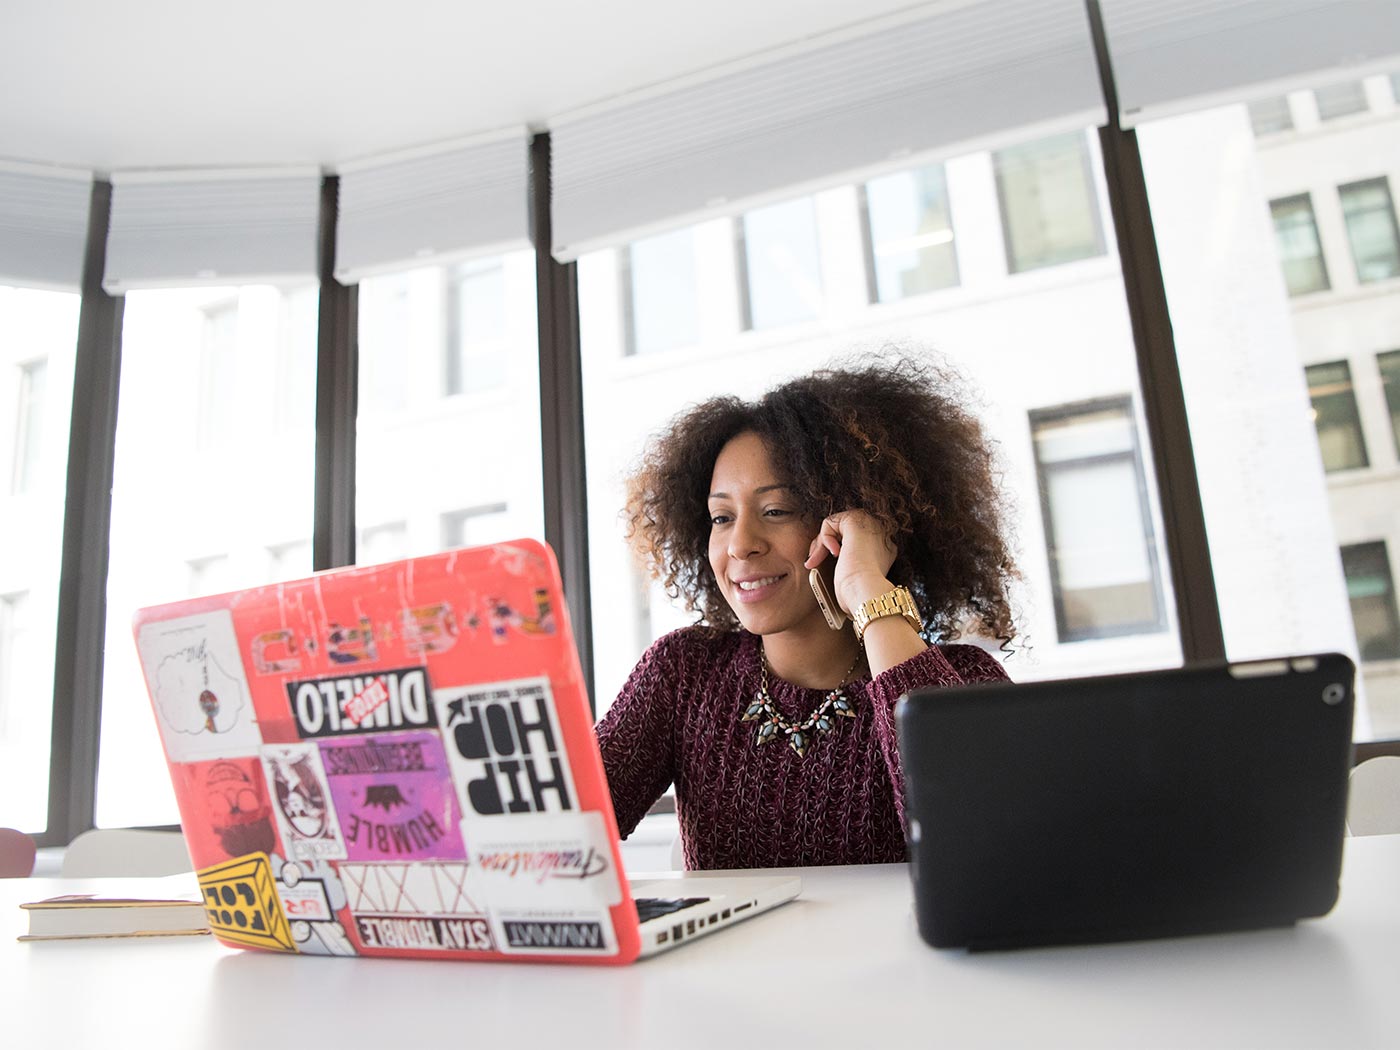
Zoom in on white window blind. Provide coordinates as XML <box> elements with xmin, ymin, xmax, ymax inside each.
<box><xmin>1100</xmin><ymin>0</ymin><xmax>1400</xmax><ymax>127</ymax></box>
<box><xmin>0</xmin><ymin>164</ymin><xmax>92</xmax><ymax>291</ymax></box>
<box><xmin>333</xmin><ymin>129</ymin><xmax>531</xmax><ymax>284</ymax></box>
<box><xmin>549</xmin><ymin>0</ymin><xmax>1103</xmax><ymax>261</ymax></box>
<box><xmin>103</xmin><ymin>168</ymin><xmax>321</xmax><ymax>293</ymax></box>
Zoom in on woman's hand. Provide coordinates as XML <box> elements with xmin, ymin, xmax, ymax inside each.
<box><xmin>804</xmin><ymin>510</ymin><xmax>899</xmax><ymax>617</ymax></box>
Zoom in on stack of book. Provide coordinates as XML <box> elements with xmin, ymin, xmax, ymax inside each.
<box><xmin>19</xmin><ymin>875</ymin><xmax>208</xmax><ymax>941</ymax></box>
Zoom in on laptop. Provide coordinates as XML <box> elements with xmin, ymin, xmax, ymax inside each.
<box><xmin>896</xmin><ymin>654</ymin><xmax>1355</xmax><ymax>951</ymax></box>
<box><xmin>132</xmin><ymin>538</ymin><xmax>799</xmax><ymax>964</ymax></box>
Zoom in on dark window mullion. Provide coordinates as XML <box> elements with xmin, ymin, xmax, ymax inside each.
<box><xmin>45</xmin><ymin>179</ymin><xmax>124</xmax><ymax>847</ymax></box>
<box><xmin>530</xmin><ymin>132</ymin><xmax>595</xmax><ymax>709</ymax></box>
<box><xmin>313</xmin><ymin>175</ymin><xmax>358</xmax><ymax>571</ymax></box>
<box><xmin>1086</xmin><ymin>0</ymin><xmax>1225</xmax><ymax>663</ymax></box>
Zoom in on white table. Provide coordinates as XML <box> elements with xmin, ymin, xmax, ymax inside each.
<box><xmin>5</xmin><ymin>835</ymin><xmax>1399</xmax><ymax>1050</ymax></box>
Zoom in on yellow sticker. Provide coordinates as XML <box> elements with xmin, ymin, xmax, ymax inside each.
<box><xmin>197</xmin><ymin>852</ymin><xmax>297</xmax><ymax>952</ymax></box>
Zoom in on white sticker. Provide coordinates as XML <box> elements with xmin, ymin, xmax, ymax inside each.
<box><xmin>489</xmin><ymin>906</ymin><xmax>617</xmax><ymax>956</ymax></box>
<box><xmin>261</xmin><ymin>743</ymin><xmax>347</xmax><ymax>861</ymax></box>
<box><xmin>137</xmin><ymin>609</ymin><xmax>262</xmax><ymax>762</ymax></box>
<box><xmin>463</xmin><ymin>810</ymin><xmax>622</xmax><ymax>909</ymax></box>
<box><xmin>433</xmin><ymin>677</ymin><xmax>577</xmax><ymax>819</ymax></box>
<box><xmin>339</xmin><ymin>861</ymin><xmax>496</xmax><ymax>955</ymax></box>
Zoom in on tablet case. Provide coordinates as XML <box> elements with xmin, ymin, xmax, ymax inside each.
<box><xmin>896</xmin><ymin>654</ymin><xmax>1355</xmax><ymax>950</ymax></box>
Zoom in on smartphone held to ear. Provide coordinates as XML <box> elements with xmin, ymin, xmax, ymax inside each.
<box><xmin>809</xmin><ymin>567</ymin><xmax>847</xmax><ymax>630</ymax></box>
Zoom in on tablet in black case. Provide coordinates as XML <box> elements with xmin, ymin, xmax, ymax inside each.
<box><xmin>896</xmin><ymin>653</ymin><xmax>1355</xmax><ymax>950</ymax></box>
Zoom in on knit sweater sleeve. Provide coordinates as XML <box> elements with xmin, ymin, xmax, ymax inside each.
<box><xmin>864</xmin><ymin>643</ymin><xmax>1010</xmax><ymax>827</ymax></box>
<box><xmin>593</xmin><ymin>630</ymin><xmax>688</xmax><ymax>838</ymax></box>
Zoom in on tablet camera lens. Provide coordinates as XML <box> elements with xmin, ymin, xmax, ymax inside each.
<box><xmin>1322</xmin><ymin>683</ymin><xmax>1346</xmax><ymax>706</ymax></box>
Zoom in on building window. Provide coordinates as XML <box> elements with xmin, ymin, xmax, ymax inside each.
<box><xmin>1269</xmin><ymin>194</ymin><xmax>1330</xmax><ymax>295</ymax></box>
<box><xmin>1379</xmin><ymin>349</ymin><xmax>1400</xmax><ymax>458</ymax></box>
<box><xmin>445</xmin><ymin>258</ymin><xmax>509</xmax><ymax>395</ymax></box>
<box><xmin>1030</xmin><ymin>398</ymin><xmax>1166</xmax><ymax>643</ymax></box>
<box><xmin>358</xmin><ymin>521</ymin><xmax>407</xmax><ymax>566</ymax></box>
<box><xmin>197</xmin><ymin>301</ymin><xmax>239</xmax><ymax>448</ymax></box>
<box><xmin>10</xmin><ymin>358</ymin><xmax>46</xmax><ymax>494</ymax></box>
<box><xmin>1341</xmin><ymin>542</ymin><xmax>1400</xmax><ymax>662</ymax></box>
<box><xmin>622</xmin><ymin>227</ymin><xmax>700</xmax><ymax>356</ymax></box>
<box><xmin>1314</xmin><ymin>81</ymin><xmax>1369</xmax><ymax>121</ymax></box>
<box><xmin>0</xmin><ymin>592</ymin><xmax>30</xmax><ymax>746</ymax></box>
<box><xmin>1247</xmin><ymin>96</ymin><xmax>1293</xmax><ymax>136</ymax></box>
<box><xmin>737</xmin><ymin>197</ymin><xmax>822</xmax><ymax>331</ymax></box>
<box><xmin>1306</xmin><ymin>361</ymin><xmax>1369</xmax><ymax>472</ymax></box>
<box><xmin>267</xmin><ymin>539</ymin><xmax>311</xmax><ymax>581</ymax></box>
<box><xmin>1339</xmin><ymin>178</ymin><xmax>1400</xmax><ymax>283</ymax></box>
<box><xmin>863</xmin><ymin>164</ymin><xmax>959</xmax><ymax>302</ymax></box>
<box><xmin>994</xmin><ymin>132</ymin><xmax>1105</xmax><ymax>274</ymax></box>
<box><xmin>187</xmin><ymin>554</ymin><xmax>232</xmax><ymax>598</ymax></box>
<box><xmin>442</xmin><ymin>503</ymin><xmax>510</xmax><ymax>549</ymax></box>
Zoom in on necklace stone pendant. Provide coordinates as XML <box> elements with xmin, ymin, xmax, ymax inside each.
<box><xmin>742</xmin><ymin>646</ymin><xmax>861</xmax><ymax>757</ymax></box>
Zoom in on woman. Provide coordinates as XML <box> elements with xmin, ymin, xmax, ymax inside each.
<box><xmin>596</xmin><ymin>356</ymin><xmax>1019</xmax><ymax>869</ymax></box>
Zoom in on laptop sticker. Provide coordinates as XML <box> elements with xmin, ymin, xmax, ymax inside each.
<box><xmin>261</xmin><ymin>743</ymin><xmax>346</xmax><ymax>862</ymax></box>
<box><xmin>340</xmin><ymin>862</ymin><xmax>496</xmax><ymax>955</ymax></box>
<box><xmin>271</xmin><ymin>856</ymin><xmax>356</xmax><ymax>957</ymax></box>
<box><xmin>318</xmin><ymin>731</ymin><xmax>466</xmax><ymax>862</ymax></box>
<box><xmin>492</xmin><ymin>909</ymin><xmax>616</xmax><ymax>956</ymax></box>
<box><xmin>174</xmin><ymin>756</ymin><xmax>279</xmax><ymax>864</ymax></box>
<box><xmin>402</xmin><ymin>602</ymin><xmax>460</xmax><ymax>655</ymax></box>
<box><xmin>435</xmin><ymin>677</ymin><xmax>577</xmax><ymax>818</ymax></box>
<box><xmin>463</xmin><ymin>811</ymin><xmax>623</xmax><ymax>910</ymax></box>
<box><xmin>138</xmin><ymin>609</ymin><xmax>262</xmax><ymax>762</ymax></box>
<box><xmin>286</xmin><ymin>666</ymin><xmax>436</xmax><ymax>739</ymax></box>
<box><xmin>197</xmin><ymin>852</ymin><xmax>297</xmax><ymax>953</ymax></box>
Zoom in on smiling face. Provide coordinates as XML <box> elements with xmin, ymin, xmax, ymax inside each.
<box><xmin>706</xmin><ymin>430</ymin><xmax>826</xmax><ymax>639</ymax></box>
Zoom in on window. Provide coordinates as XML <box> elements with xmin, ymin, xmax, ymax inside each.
<box><xmin>445</xmin><ymin>258</ymin><xmax>509</xmax><ymax>395</ymax></box>
<box><xmin>0</xmin><ymin>592</ymin><xmax>50</xmax><ymax>832</ymax></box>
<box><xmin>1379</xmin><ymin>349</ymin><xmax>1400</xmax><ymax>458</ymax></box>
<box><xmin>1392</xmin><ymin>73</ymin><xmax>1400</xmax><ymax>104</ymax></box>
<box><xmin>1305</xmin><ymin>361</ymin><xmax>1369</xmax><ymax>472</ymax></box>
<box><xmin>1339</xmin><ymin>178</ymin><xmax>1400</xmax><ymax>283</ymax></box>
<box><xmin>863</xmin><ymin>164</ymin><xmax>959</xmax><ymax>302</ymax></box>
<box><xmin>1031</xmin><ymin>399</ymin><xmax>1167</xmax><ymax>643</ymax></box>
<box><xmin>358</xmin><ymin>521</ymin><xmax>407</xmax><ymax>566</ymax></box>
<box><xmin>10</xmin><ymin>359</ymin><xmax>46</xmax><ymax>494</ymax></box>
<box><xmin>357</xmin><ymin>251</ymin><xmax>543</xmax><ymax>580</ymax></box>
<box><xmin>1314</xmin><ymin>81</ymin><xmax>1369</xmax><ymax>121</ymax></box>
<box><xmin>267</xmin><ymin>539</ymin><xmax>311</xmax><ymax>581</ymax></box>
<box><xmin>187</xmin><ymin>554</ymin><xmax>233</xmax><ymax>597</ymax></box>
<box><xmin>1247</xmin><ymin>97</ymin><xmax>1293</xmax><ymax>136</ymax></box>
<box><xmin>623</xmin><ymin>227</ymin><xmax>700</xmax><ymax>355</ymax></box>
<box><xmin>1269</xmin><ymin>194</ymin><xmax>1330</xmax><ymax>295</ymax></box>
<box><xmin>0</xmin><ymin>284</ymin><xmax>78</xmax><ymax>835</ymax></box>
<box><xmin>197</xmin><ymin>301</ymin><xmax>239</xmax><ymax>448</ymax></box>
<box><xmin>442</xmin><ymin>503</ymin><xmax>510</xmax><ymax>549</ymax></box>
<box><xmin>1341</xmin><ymin>543</ymin><xmax>1400</xmax><ymax>662</ymax></box>
<box><xmin>994</xmin><ymin>132</ymin><xmax>1105</xmax><ymax>273</ymax></box>
<box><xmin>99</xmin><ymin>284</ymin><xmax>319</xmax><ymax>828</ymax></box>
<box><xmin>738</xmin><ymin>197</ymin><xmax>822</xmax><ymax>331</ymax></box>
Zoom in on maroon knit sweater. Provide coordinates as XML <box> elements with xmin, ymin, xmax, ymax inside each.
<box><xmin>596</xmin><ymin>627</ymin><xmax>1009</xmax><ymax>870</ymax></box>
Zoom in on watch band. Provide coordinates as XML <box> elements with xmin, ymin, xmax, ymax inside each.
<box><xmin>852</xmin><ymin>585</ymin><xmax>921</xmax><ymax>641</ymax></box>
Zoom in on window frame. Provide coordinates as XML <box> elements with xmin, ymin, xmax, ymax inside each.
<box><xmin>1030</xmin><ymin>396</ymin><xmax>1169</xmax><ymax>645</ymax></box>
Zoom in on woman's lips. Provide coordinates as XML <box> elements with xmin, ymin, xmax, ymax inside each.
<box><xmin>731</xmin><ymin>573</ymin><xmax>785</xmax><ymax>603</ymax></box>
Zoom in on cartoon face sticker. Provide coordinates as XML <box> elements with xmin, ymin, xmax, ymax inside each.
<box><xmin>204</xmin><ymin>760</ymin><xmax>276</xmax><ymax>859</ymax></box>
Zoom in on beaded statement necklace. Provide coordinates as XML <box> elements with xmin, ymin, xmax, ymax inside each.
<box><xmin>741</xmin><ymin>642</ymin><xmax>863</xmax><ymax>757</ymax></box>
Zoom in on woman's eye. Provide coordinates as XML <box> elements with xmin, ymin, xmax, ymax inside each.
<box><xmin>710</xmin><ymin>513</ymin><xmax>732</xmax><ymax>526</ymax></box>
<box><xmin>764</xmin><ymin>507</ymin><xmax>791</xmax><ymax>518</ymax></box>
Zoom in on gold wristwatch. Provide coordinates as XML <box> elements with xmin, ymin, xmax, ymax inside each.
<box><xmin>851</xmin><ymin>585</ymin><xmax>922</xmax><ymax>641</ymax></box>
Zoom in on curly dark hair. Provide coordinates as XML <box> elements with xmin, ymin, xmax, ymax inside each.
<box><xmin>623</xmin><ymin>353</ymin><xmax>1020</xmax><ymax>646</ymax></box>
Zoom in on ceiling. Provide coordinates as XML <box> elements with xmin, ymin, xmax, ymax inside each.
<box><xmin>1</xmin><ymin>0</ymin><xmax>928</xmax><ymax>174</ymax></box>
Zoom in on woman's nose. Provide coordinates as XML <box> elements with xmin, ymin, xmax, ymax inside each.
<box><xmin>728</xmin><ymin>513</ymin><xmax>766</xmax><ymax>559</ymax></box>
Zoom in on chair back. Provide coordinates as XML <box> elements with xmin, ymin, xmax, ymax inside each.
<box><xmin>0</xmin><ymin>827</ymin><xmax>37</xmax><ymax>878</ymax></box>
<box><xmin>1347</xmin><ymin>755</ymin><xmax>1400</xmax><ymax>837</ymax></box>
<box><xmin>60</xmin><ymin>828</ymin><xmax>193</xmax><ymax>877</ymax></box>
